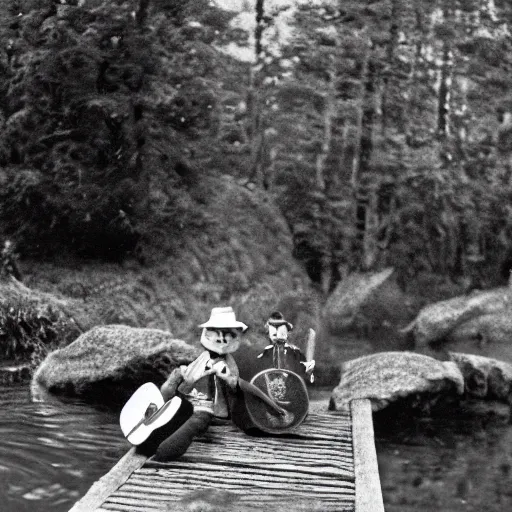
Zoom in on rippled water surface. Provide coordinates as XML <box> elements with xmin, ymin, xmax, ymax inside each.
<box><xmin>374</xmin><ymin>406</ymin><xmax>512</xmax><ymax>512</ymax></box>
<box><xmin>0</xmin><ymin>384</ymin><xmax>128</xmax><ymax>512</ymax></box>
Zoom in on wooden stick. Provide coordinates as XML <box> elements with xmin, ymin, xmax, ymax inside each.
<box><xmin>306</xmin><ymin>328</ymin><xmax>316</xmax><ymax>361</ymax></box>
<box><xmin>306</xmin><ymin>328</ymin><xmax>316</xmax><ymax>383</ymax></box>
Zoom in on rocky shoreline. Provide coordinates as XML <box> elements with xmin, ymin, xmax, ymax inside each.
<box><xmin>0</xmin><ymin>363</ymin><xmax>32</xmax><ymax>385</ymax></box>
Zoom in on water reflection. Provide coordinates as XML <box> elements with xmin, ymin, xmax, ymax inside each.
<box><xmin>0</xmin><ymin>384</ymin><xmax>128</xmax><ymax>512</ymax></box>
<box><xmin>376</xmin><ymin>415</ymin><xmax>512</xmax><ymax>512</ymax></box>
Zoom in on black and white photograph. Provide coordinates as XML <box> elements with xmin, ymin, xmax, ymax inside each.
<box><xmin>1</xmin><ymin>1</ymin><xmax>512</xmax><ymax>511</ymax></box>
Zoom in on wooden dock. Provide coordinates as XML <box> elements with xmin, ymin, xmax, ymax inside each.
<box><xmin>69</xmin><ymin>399</ymin><xmax>384</xmax><ymax>512</ymax></box>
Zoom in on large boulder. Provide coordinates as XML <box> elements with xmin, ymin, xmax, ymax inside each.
<box><xmin>323</xmin><ymin>268</ymin><xmax>402</xmax><ymax>335</ymax></box>
<box><xmin>449</xmin><ymin>352</ymin><xmax>512</xmax><ymax>403</ymax></box>
<box><xmin>447</xmin><ymin>313</ymin><xmax>512</xmax><ymax>347</ymax></box>
<box><xmin>32</xmin><ymin>325</ymin><xmax>198</xmax><ymax>407</ymax></box>
<box><xmin>329</xmin><ymin>351</ymin><xmax>464</xmax><ymax>412</ymax></box>
<box><xmin>401</xmin><ymin>287</ymin><xmax>512</xmax><ymax>347</ymax></box>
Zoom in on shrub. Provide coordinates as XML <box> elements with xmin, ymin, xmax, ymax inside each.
<box><xmin>0</xmin><ymin>301</ymin><xmax>80</xmax><ymax>366</ymax></box>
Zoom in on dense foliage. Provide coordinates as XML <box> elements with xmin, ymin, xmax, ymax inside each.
<box><xmin>243</xmin><ymin>0</ymin><xmax>512</xmax><ymax>291</ymax></box>
<box><xmin>0</xmin><ymin>301</ymin><xmax>80</xmax><ymax>364</ymax></box>
<box><xmin>0</xmin><ymin>0</ymin><xmax>231</xmax><ymax>259</ymax></box>
<box><xmin>1</xmin><ymin>0</ymin><xmax>512</xmax><ymax>291</ymax></box>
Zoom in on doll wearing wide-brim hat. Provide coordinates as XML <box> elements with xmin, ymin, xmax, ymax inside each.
<box><xmin>145</xmin><ymin>307</ymin><xmax>247</xmax><ymax>461</ymax></box>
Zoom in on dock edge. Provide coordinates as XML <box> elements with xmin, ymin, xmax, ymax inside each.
<box><xmin>351</xmin><ymin>398</ymin><xmax>385</xmax><ymax>512</ymax></box>
<box><xmin>68</xmin><ymin>446</ymin><xmax>147</xmax><ymax>512</ymax></box>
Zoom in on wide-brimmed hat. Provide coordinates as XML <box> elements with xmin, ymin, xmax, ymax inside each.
<box><xmin>198</xmin><ymin>307</ymin><xmax>248</xmax><ymax>331</ymax></box>
<box><xmin>265</xmin><ymin>311</ymin><xmax>293</xmax><ymax>331</ymax></box>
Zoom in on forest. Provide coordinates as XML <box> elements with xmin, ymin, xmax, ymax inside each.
<box><xmin>1</xmin><ymin>0</ymin><xmax>512</xmax><ymax>295</ymax></box>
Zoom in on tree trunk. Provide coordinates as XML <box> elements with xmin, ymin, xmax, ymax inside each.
<box><xmin>247</xmin><ymin>0</ymin><xmax>266</xmax><ymax>186</ymax></box>
<box><xmin>437</xmin><ymin>41</ymin><xmax>451</xmax><ymax>139</ymax></box>
<box><xmin>317</xmin><ymin>51</ymin><xmax>340</xmax><ymax>292</ymax></box>
<box><xmin>362</xmin><ymin>190</ymin><xmax>380</xmax><ymax>270</ymax></box>
<box><xmin>316</xmin><ymin>64</ymin><xmax>335</xmax><ymax>190</ymax></box>
<box><xmin>360</xmin><ymin>62</ymin><xmax>375</xmax><ymax>173</ymax></box>
<box><xmin>132</xmin><ymin>4</ymin><xmax>149</xmax><ymax>219</ymax></box>
<box><xmin>352</xmin><ymin>39</ymin><xmax>376</xmax><ymax>269</ymax></box>
<box><xmin>381</xmin><ymin>0</ymin><xmax>401</xmax><ymax>135</ymax></box>
<box><xmin>437</xmin><ymin>1</ymin><xmax>453</xmax><ymax>140</ymax></box>
<box><xmin>263</xmin><ymin>146</ymin><xmax>277</xmax><ymax>191</ymax></box>
<box><xmin>136</xmin><ymin>0</ymin><xmax>150</xmax><ymax>27</ymax></box>
<box><xmin>404</xmin><ymin>4</ymin><xmax>425</xmax><ymax>145</ymax></box>
<box><xmin>255</xmin><ymin>0</ymin><xmax>265</xmax><ymax>59</ymax></box>
<box><xmin>351</xmin><ymin>37</ymin><xmax>371</xmax><ymax>188</ymax></box>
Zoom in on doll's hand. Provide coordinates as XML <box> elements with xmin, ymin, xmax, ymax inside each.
<box><xmin>213</xmin><ymin>361</ymin><xmax>237</xmax><ymax>388</ymax></box>
<box><xmin>212</xmin><ymin>361</ymin><xmax>229</xmax><ymax>378</ymax></box>
<box><xmin>301</xmin><ymin>360</ymin><xmax>315</xmax><ymax>375</ymax></box>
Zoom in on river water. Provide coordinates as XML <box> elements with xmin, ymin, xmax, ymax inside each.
<box><xmin>374</xmin><ymin>404</ymin><xmax>512</xmax><ymax>512</ymax></box>
<box><xmin>0</xmin><ymin>383</ymin><xmax>127</xmax><ymax>512</ymax></box>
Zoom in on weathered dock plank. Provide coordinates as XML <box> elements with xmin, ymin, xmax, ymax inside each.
<box><xmin>69</xmin><ymin>447</ymin><xmax>147</xmax><ymax>512</ymax></box>
<box><xmin>71</xmin><ymin>401</ymin><xmax>384</xmax><ymax>512</ymax></box>
<box><xmin>351</xmin><ymin>399</ymin><xmax>385</xmax><ymax>512</ymax></box>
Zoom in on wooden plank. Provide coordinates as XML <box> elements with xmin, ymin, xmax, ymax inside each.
<box><xmin>194</xmin><ymin>426</ymin><xmax>353</xmax><ymax>441</ymax></box>
<box><xmin>183</xmin><ymin>440</ymin><xmax>355</xmax><ymax>463</ymax></box>
<box><xmin>142</xmin><ymin>459</ymin><xmax>354</xmax><ymax>480</ymax></box>
<box><xmin>351</xmin><ymin>399</ymin><xmax>385</xmax><ymax>512</ymax></box>
<box><xmin>98</xmin><ymin>495</ymin><xmax>355</xmax><ymax>512</ymax></box>
<box><xmin>149</xmin><ymin>450</ymin><xmax>354</xmax><ymax>473</ymax></box>
<box><xmin>102</xmin><ymin>492</ymin><xmax>356</xmax><ymax>509</ymax></box>
<box><xmin>187</xmin><ymin>429</ymin><xmax>354</xmax><ymax>449</ymax></box>
<box><xmin>127</xmin><ymin>471</ymin><xmax>355</xmax><ymax>493</ymax></box>
<box><xmin>123</xmin><ymin>482</ymin><xmax>355</xmax><ymax>498</ymax></box>
<box><xmin>117</xmin><ymin>486</ymin><xmax>354</xmax><ymax>501</ymax></box>
<box><xmin>68</xmin><ymin>447</ymin><xmax>147</xmax><ymax>512</ymax></box>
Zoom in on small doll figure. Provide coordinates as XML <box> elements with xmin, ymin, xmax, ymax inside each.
<box><xmin>241</xmin><ymin>311</ymin><xmax>316</xmax><ymax>433</ymax></box>
<box><xmin>257</xmin><ymin>311</ymin><xmax>315</xmax><ymax>382</ymax></box>
<box><xmin>147</xmin><ymin>307</ymin><xmax>248</xmax><ymax>461</ymax></box>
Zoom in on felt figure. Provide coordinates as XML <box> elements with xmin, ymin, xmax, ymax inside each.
<box><xmin>244</xmin><ymin>312</ymin><xmax>316</xmax><ymax>433</ymax></box>
<box><xmin>136</xmin><ymin>307</ymin><xmax>285</xmax><ymax>461</ymax></box>
<box><xmin>257</xmin><ymin>311</ymin><xmax>315</xmax><ymax>382</ymax></box>
<box><xmin>141</xmin><ymin>307</ymin><xmax>246</xmax><ymax>461</ymax></box>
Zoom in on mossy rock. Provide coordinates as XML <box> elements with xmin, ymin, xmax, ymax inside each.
<box><xmin>449</xmin><ymin>352</ymin><xmax>512</xmax><ymax>402</ymax></box>
<box><xmin>323</xmin><ymin>268</ymin><xmax>400</xmax><ymax>335</ymax></box>
<box><xmin>329</xmin><ymin>351</ymin><xmax>464</xmax><ymax>412</ymax></box>
<box><xmin>32</xmin><ymin>325</ymin><xmax>198</xmax><ymax>408</ymax></box>
<box><xmin>403</xmin><ymin>287</ymin><xmax>512</xmax><ymax>347</ymax></box>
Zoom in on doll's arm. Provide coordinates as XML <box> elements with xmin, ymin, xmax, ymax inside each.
<box><xmin>301</xmin><ymin>359</ymin><xmax>316</xmax><ymax>373</ymax></box>
<box><xmin>160</xmin><ymin>367</ymin><xmax>184</xmax><ymax>401</ymax></box>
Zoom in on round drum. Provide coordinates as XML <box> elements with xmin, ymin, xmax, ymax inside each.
<box><xmin>245</xmin><ymin>369</ymin><xmax>309</xmax><ymax>434</ymax></box>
